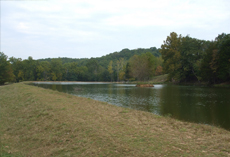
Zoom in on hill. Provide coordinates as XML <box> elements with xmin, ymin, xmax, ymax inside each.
<box><xmin>38</xmin><ymin>47</ymin><xmax>161</xmax><ymax>67</ymax></box>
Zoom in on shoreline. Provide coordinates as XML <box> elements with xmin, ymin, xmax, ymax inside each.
<box><xmin>1</xmin><ymin>83</ymin><xmax>230</xmax><ymax>156</ymax></box>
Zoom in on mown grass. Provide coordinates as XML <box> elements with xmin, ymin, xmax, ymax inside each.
<box><xmin>1</xmin><ymin>83</ymin><xmax>230</xmax><ymax>156</ymax></box>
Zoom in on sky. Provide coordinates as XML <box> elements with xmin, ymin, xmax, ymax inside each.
<box><xmin>1</xmin><ymin>0</ymin><xmax>230</xmax><ymax>60</ymax></box>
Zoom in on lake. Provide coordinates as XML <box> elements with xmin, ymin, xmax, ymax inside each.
<box><xmin>33</xmin><ymin>82</ymin><xmax>230</xmax><ymax>130</ymax></box>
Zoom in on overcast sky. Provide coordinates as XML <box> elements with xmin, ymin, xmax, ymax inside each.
<box><xmin>1</xmin><ymin>0</ymin><xmax>230</xmax><ymax>60</ymax></box>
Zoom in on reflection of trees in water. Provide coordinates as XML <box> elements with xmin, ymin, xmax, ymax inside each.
<box><xmin>159</xmin><ymin>85</ymin><xmax>181</xmax><ymax>118</ymax></box>
<box><xmin>159</xmin><ymin>86</ymin><xmax>209</xmax><ymax>123</ymax></box>
<box><xmin>123</xmin><ymin>87</ymin><xmax>159</xmax><ymax>113</ymax></box>
<box><xmin>158</xmin><ymin>85</ymin><xmax>230</xmax><ymax>129</ymax></box>
<box><xmin>206</xmin><ymin>88</ymin><xmax>230</xmax><ymax>129</ymax></box>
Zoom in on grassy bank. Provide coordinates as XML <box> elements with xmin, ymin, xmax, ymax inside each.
<box><xmin>1</xmin><ymin>83</ymin><xmax>230</xmax><ymax>156</ymax></box>
<box><xmin>128</xmin><ymin>74</ymin><xmax>168</xmax><ymax>84</ymax></box>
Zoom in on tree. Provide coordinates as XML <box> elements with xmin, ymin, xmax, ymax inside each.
<box><xmin>160</xmin><ymin>32</ymin><xmax>182</xmax><ymax>82</ymax></box>
<box><xmin>76</xmin><ymin>66</ymin><xmax>88</xmax><ymax>81</ymax></box>
<box><xmin>63</xmin><ymin>62</ymin><xmax>79</xmax><ymax>81</ymax></box>
<box><xmin>107</xmin><ymin>61</ymin><xmax>114</xmax><ymax>82</ymax></box>
<box><xmin>115</xmin><ymin>58</ymin><xmax>126</xmax><ymax>81</ymax></box>
<box><xmin>125</xmin><ymin>62</ymin><xmax>132</xmax><ymax>81</ymax></box>
<box><xmin>179</xmin><ymin>36</ymin><xmax>204</xmax><ymax>82</ymax></box>
<box><xmin>129</xmin><ymin>52</ymin><xmax>156</xmax><ymax>81</ymax></box>
<box><xmin>0</xmin><ymin>52</ymin><xmax>15</xmax><ymax>85</ymax></box>
<box><xmin>145</xmin><ymin>52</ymin><xmax>157</xmax><ymax>79</ymax></box>
<box><xmin>161</xmin><ymin>32</ymin><xmax>205</xmax><ymax>82</ymax></box>
<box><xmin>9</xmin><ymin>57</ymin><xmax>23</xmax><ymax>82</ymax></box>
<box><xmin>50</xmin><ymin>59</ymin><xmax>63</xmax><ymax>81</ymax></box>
<box><xmin>36</xmin><ymin>61</ymin><xmax>50</xmax><ymax>81</ymax></box>
<box><xmin>86</xmin><ymin>59</ymin><xmax>100</xmax><ymax>81</ymax></box>
<box><xmin>216</xmin><ymin>33</ymin><xmax>230</xmax><ymax>81</ymax></box>
<box><xmin>200</xmin><ymin>33</ymin><xmax>230</xmax><ymax>84</ymax></box>
<box><xmin>23</xmin><ymin>56</ymin><xmax>37</xmax><ymax>81</ymax></box>
<box><xmin>155</xmin><ymin>66</ymin><xmax>163</xmax><ymax>75</ymax></box>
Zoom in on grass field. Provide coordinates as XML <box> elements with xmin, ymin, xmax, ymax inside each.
<box><xmin>1</xmin><ymin>83</ymin><xmax>230</xmax><ymax>156</ymax></box>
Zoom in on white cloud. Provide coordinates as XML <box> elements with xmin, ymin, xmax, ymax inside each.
<box><xmin>1</xmin><ymin>0</ymin><xmax>230</xmax><ymax>59</ymax></box>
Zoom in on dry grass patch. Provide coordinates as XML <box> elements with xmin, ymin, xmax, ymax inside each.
<box><xmin>0</xmin><ymin>83</ymin><xmax>230</xmax><ymax>156</ymax></box>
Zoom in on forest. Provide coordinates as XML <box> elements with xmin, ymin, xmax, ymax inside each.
<box><xmin>161</xmin><ymin>32</ymin><xmax>230</xmax><ymax>84</ymax></box>
<box><xmin>0</xmin><ymin>32</ymin><xmax>229</xmax><ymax>85</ymax></box>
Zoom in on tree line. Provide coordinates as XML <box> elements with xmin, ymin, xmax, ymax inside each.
<box><xmin>161</xmin><ymin>32</ymin><xmax>230</xmax><ymax>84</ymax></box>
<box><xmin>0</xmin><ymin>48</ymin><xmax>163</xmax><ymax>85</ymax></box>
<box><xmin>1</xmin><ymin>32</ymin><xmax>229</xmax><ymax>85</ymax></box>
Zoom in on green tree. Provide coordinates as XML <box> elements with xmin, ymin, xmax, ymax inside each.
<box><xmin>107</xmin><ymin>61</ymin><xmax>114</xmax><ymax>82</ymax></box>
<box><xmin>18</xmin><ymin>70</ymin><xmax>24</xmax><ymax>81</ymax></box>
<box><xmin>116</xmin><ymin>58</ymin><xmax>126</xmax><ymax>81</ymax></box>
<box><xmin>50</xmin><ymin>59</ymin><xmax>63</xmax><ymax>81</ymax></box>
<box><xmin>200</xmin><ymin>33</ymin><xmax>230</xmax><ymax>84</ymax></box>
<box><xmin>22</xmin><ymin>56</ymin><xmax>37</xmax><ymax>81</ymax></box>
<box><xmin>145</xmin><ymin>52</ymin><xmax>157</xmax><ymax>79</ymax></box>
<box><xmin>161</xmin><ymin>32</ymin><xmax>206</xmax><ymax>82</ymax></box>
<box><xmin>129</xmin><ymin>52</ymin><xmax>156</xmax><ymax>81</ymax></box>
<box><xmin>36</xmin><ymin>61</ymin><xmax>50</xmax><ymax>81</ymax></box>
<box><xmin>86</xmin><ymin>59</ymin><xmax>100</xmax><ymax>81</ymax></box>
<box><xmin>63</xmin><ymin>62</ymin><xmax>79</xmax><ymax>81</ymax></box>
<box><xmin>160</xmin><ymin>32</ymin><xmax>182</xmax><ymax>82</ymax></box>
<box><xmin>0</xmin><ymin>52</ymin><xmax>15</xmax><ymax>85</ymax></box>
<box><xmin>125</xmin><ymin>62</ymin><xmax>132</xmax><ymax>81</ymax></box>
<box><xmin>9</xmin><ymin>57</ymin><xmax>23</xmax><ymax>82</ymax></box>
<box><xmin>200</xmin><ymin>41</ymin><xmax>218</xmax><ymax>83</ymax></box>
<box><xmin>76</xmin><ymin>66</ymin><xmax>88</xmax><ymax>81</ymax></box>
<box><xmin>216</xmin><ymin>33</ymin><xmax>230</xmax><ymax>81</ymax></box>
<box><xmin>179</xmin><ymin>36</ymin><xmax>204</xmax><ymax>82</ymax></box>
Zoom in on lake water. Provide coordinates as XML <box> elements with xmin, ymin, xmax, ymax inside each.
<box><xmin>33</xmin><ymin>82</ymin><xmax>230</xmax><ymax>130</ymax></box>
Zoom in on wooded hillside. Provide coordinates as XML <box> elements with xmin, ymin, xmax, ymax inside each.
<box><xmin>1</xmin><ymin>32</ymin><xmax>229</xmax><ymax>84</ymax></box>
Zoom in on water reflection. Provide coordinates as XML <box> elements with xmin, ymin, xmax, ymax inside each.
<box><xmin>33</xmin><ymin>83</ymin><xmax>230</xmax><ymax>130</ymax></box>
<box><xmin>158</xmin><ymin>85</ymin><xmax>230</xmax><ymax>129</ymax></box>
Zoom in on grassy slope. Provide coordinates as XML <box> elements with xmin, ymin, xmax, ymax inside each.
<box><xmin>150</xmin><ymin>74</ymin><xmax>168</xmax><ymax>83</ymax></box>
<box><xmin>0</xmin><ymin>83</ymin><xmax>230</xmax><ymax>157</ymax></box>
<box><xmin>130</xmin><ymin>74</ymin><xmax>168</xmax><ymax>84</ymax></box>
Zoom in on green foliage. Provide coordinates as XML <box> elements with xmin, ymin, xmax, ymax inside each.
<box><xmin>50</xmin><ymin>59</ymin><xmax>63</xmax><ymax>81</ymax></box>
<box><xmin>200</xmin><ymin>33</ymin><xmax>230</xmax><ymax>83</ymax></box>
<box><xmin>0</xmin><ymin>52</ymin><xmax>15</xmax><ymax>85</ymax></box>
<box><xmin>107</xmin><ymin>61</ymin><xmax>114</xmax><ymax>82</ymax></box>
<box><xmin>32</xmin><ymin>47</ymin><xmax>162</xmax><ymax>82</ymax></box>
<box><xmin>116</xmin><ymin>58</ymin><xmax>126</xmax><ymax>81</ymax></box>
<box><xmin>36</xmin><ymin>61</ymin><xmax>50</xmax><ymax>81</ymax></box>
<box><xmin>63</xmin><ymin>62</ymin><xmax>79</xmax><ymax>81</ymax></box>
<box><xmin>9</xmin><ymin>57</ymin><xmax>23</xmax><ymax>82</ymax></box>
<box><xmin>129</xmin><ymin>52</ymin><xmax>157</xmax><ymax>81</ymax></box>
<box><xmin>161</xmin><ymin>32</ymin><xmax>230</xmax><ymax>84</ymax></box>
<box><xmin>86</xmin><ymin>59</ymin><xmax>100</xmax><ymax>81</ymax></box>
<box><xmin>179</xmin><ymin>36</ymin><xmax>205</xmax><ymax>82</ymax></box>
<box><xmin>216</xmin><ymin>34</ymin><xmax>230</xmax><ymax>81</ymax></box>
<box><xmin>125</xmin><ymin>62</ymin><xmax>132</xmax><ymax>81</ymax></box>
<box><xmin>160</xmin><ymin>32</ymin><xmax>183</xmax><ymax>82</ymax></box>
<box><xmin>24</xmin><ymin>56</ymin><xmax>38</xmax><ymax>81</ymax></box>
<box><xmin>38</xmin><ymin>47</ymin><xmax>160</xmax><ymax>68</ymax></box>
<box><xmin>161</xmin><ymin>32</ymin><xmax>205</xmax><ymax>82</ymax></box>
<box><xmin>200</xmin><ymin>41</ymin><xmax>218</xmax><ymax>83</ymax></box>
